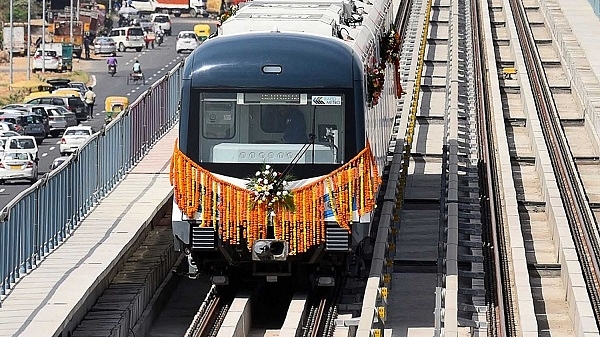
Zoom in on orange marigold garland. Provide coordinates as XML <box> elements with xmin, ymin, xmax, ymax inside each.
<box><xmin>169</xmin><ymin>140</ymin><xmax>381</xmax><ymax>254</ymax></box>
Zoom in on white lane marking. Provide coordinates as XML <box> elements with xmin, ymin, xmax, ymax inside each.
<box><xmin>0</xmin><ymin>189</ymin><xmax>5</xmax><ymax>193</ymax></box>
<box><xmin>136</xmin><ymin>86</ymin><xmax>141</xmax><ymax>90</ymax></box>
<box><xmin>126</xmin><ymin>93</ymin><xmax>131</xmax><ymax>96</ymax></box>
<box><xmin>49</xmin><ymin>146</ymin><xmax>55</xmax><ymax>151</ymax></box>
<box><xmin>41</xmin><ymin>153</ymin><xmax>48</xmax><ymax>157</ymax></box>
<box><xmin>131</xmin><ymin>89</ymin><xmax>136</xmax><ymax>93</ymax></box>
<box><xmin>56</xmin><ymin>140</ymin><xmax>61</xmax><ymax>145</ymax></box>
<box><xmin>90</xmin><ymin>75</ymin><xmax>97</xmax><ymax>87</ymax></box>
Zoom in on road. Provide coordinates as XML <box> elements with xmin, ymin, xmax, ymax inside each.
<box><xmin>0</xmin><ymin>17</ymin><xmax>219</xmax><ymax>209</ymax></box>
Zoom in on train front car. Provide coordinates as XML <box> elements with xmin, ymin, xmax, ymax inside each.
<box><xmin>170</xmin><ymin>0</ymin><xmax>398</xmax><ymax>286</ymax></box>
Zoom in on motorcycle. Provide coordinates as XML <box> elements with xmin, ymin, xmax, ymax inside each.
<box><xmin>156</xmin><ymin>32</ymin><xmax>164</xmax><ymax>46</ymax></box>
<box><xmin>108</xmin><ymin>64</ymin><xmax>117</xmax><ymax>77</ymax></box>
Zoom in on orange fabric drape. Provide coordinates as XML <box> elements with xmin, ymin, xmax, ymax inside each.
<box><xmin>169</xmin><ymin>140</ymin><xmax>381</xmax><ymax>254</ymax></box>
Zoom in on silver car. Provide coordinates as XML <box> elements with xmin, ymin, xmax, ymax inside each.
<box><xmin>94</xmin><ymin>37</ymin><xmax>117</xmax><ymax>55</ymax></box>
<box><xmin>49</xmin><ymin>106</ymin><xmax>78</xmax><ymax>127</ymax></box>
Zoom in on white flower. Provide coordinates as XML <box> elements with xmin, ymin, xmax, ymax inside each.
<box><xmin>276</xmin><ymin>191</ymin><xmax>281</xmax><ymax>196</ymax></box>
<box><xmin>282</xmin><ymin>190</ymin><xmax>288</xmax><ymax>196</ymax></box>
<box><xmin>272</xmin><ymin>172</ymin><xmax>278</xmax><ymax>177</ymax></box>
<box><xmin>255</xmin><ymin>171</ymin><xmax>261</xmax><ymax>176</ymax></box>
<box><xmin>263</xmin><ymin>170</ymin><xmax>269</xmax><ymax>175</ymax></box>
<box><xmin>265</xmin><ymin>191</ymin><xmax>270</xmax><ymax>196</ymax></box>
<box><xmin>283</xmin><ymin>181</ymin><xmax>288</xmax><ymax>186</ymax></box>
<box><xmin>265</xmin><ymin>165</ymin><xmax>271</xmax><ymax>170</ymax></box>
<box><xmin>268</xmin><ymin>184</ymin><xmax>273</xmax><ymax>190</ymax></box>
<box><xmin>263</xmin><ymin>178</ymin><xmax>270</xmax><ymax>184</ymax></box>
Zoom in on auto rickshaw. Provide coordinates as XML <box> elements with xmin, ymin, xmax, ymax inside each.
<box><xmin>104</xmin><ymin>96</ymin><xmax>129</xmax><ymax>124</ymax></box>
<box><xmin>194</xmin><ymin>23</ymin><xmax>211</xmax><ymax>42</ymax></box>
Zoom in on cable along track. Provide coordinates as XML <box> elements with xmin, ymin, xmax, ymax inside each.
<box><xmin>480</xmin><ymin>0</ymin><xmax>600</xmax><ymax>334</ymax></box>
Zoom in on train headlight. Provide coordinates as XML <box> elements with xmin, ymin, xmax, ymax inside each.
<box><xmin>252</xmin><ymin>239</ymin><xmax>289</xmax><ymax>261</ymax></box>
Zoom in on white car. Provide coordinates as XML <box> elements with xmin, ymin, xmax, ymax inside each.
<box><xmin>0</xmin><ymin>122</ymin><xmax>16</xmax><ymax>132</ymax></box>
<box><xmin>0</xmin><ymin>151</ymin><xmax>38</xmax><ymax>184</ymax></box>
<box><xmin>33</xmin><ymin>49</ymin><xmax>62</xmax><ymax>73</ymax></box>
<box><xmin>4</xmin><ymin>136</ymin><xmax>39</xmax><ymax>160</ymax></box>
<box><xmin>176</xmin><ymin>31</ymin><xmax>199</xmax><ymax>54</ymax></box>
<box><xmin>60</xmin><ymin>126</ymin><xmax>94</xmax><ymax>156</ymax></box>
<box><xmin>150</xmin><ymin>14</ymin><xmax>172</xmax><ymax>36</ymax></box>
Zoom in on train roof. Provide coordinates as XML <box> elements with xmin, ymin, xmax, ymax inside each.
<box><xmin>218</xmin><ymin>0</ymin><xmax>392</xmax><ymax>61</ymax></box>
<box><xmin>184</xmin><ymin>32</ymin><xmax>362</xmax><ymax>89</ymax></box>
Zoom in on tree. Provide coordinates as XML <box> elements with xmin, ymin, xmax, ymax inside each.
<box><xmin>0</xmin><ymin>0</ymin><xmax>43</xmax><ymax>23</ymax></box>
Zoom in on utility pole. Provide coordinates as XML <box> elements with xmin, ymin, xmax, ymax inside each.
<box><xmin>42</xmin><ymin>0</ymin><xmax>46</xmax><ymax>72</ymax></box>
<box><xmin>70</xmin><ymin>0</ymin><xmax>74</xmax><ymax>44</ymax></box>
<box><xmin>27</xmin><ymin>0</ymin><xmax>31</xmax><ymax>79</ymax></box>
<box><xmin>9</xmin><ymin>0</ymin><xmax>13</xmax><ymax>86</ymax></box>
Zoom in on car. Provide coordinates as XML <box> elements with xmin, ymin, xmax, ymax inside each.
<box><xmin>33</xmin><ymin>49</ymin><xmax>62</xmax><ymax>73</ymax></box>
<box><xmin>1</xmin><ymin>114</ymin><xmax>47</xmax><ymax>144</ymax></box>
<box><xmin>60</xmin><ymin>126</ymin><xmax>94</xmax><ymax>155</ymax></box>
<box><xmin>109</xmin><ymin>26</ymin><xmax>145</xmax><ymax>52</ymax></box>
<box><xmin>69</xmin><ymin>82</ymin><xmax>89</xmax><ymax>95</ymax></box>
<box><xmin>93</xmin><ymin>36</ymin><xmax>117</xmax><ymax>55</ymax></box>
<box><xmin>150</xmin><ymin>14</ymin><xmax>172</xmax><ymax>36</ymax></box>
<box><xmin>12</xmin><ymin>105</ymin><xmax>52</xmax><ymax>135</ymax></box>
<box><xmin>3</xmin><ymin>136</ymin><xmax>39</xmax><ymax>160</ymax></box>
<box><xmin>176</xmin><ymin>31</ymin><xmax>199</xmax><ymax>54</ymax></box>
<box><xmin>46</xmin><ymin>78</ymin><xmax>71</xmax><ymax>89</ymax></box>
<box><xmin>0</xmin><ymin>131</ymin><xmax>20</xmax><ymax>138</ymax></box>
<box><xmin>0</xmin><ymin>151</ymin><xmax>39</xmax><ymax>184</ymax></box>
<box><xmin>48</xmin><ymin>105</ymin><xmax>78</xmax><ymax>127</ymax></box>
<box><xmin>49</xmin><ymin>156</ymin><xmax>70</xmax><ymax>171</ymax></box>
<box><xmin>0</xmin><ymin>122</ymin><xmax>17</xmax><ymax>132</ymax></box>
<box><xmin>25</xmin><ymin>95</ymin><xmax>87</xmax><ymax>122</ymax></box>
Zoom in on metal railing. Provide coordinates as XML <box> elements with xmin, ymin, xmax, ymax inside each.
<box><xmin>0</xmin><ymin>61</ymin><xmax>183</xmax><ymax>297</ymax></box>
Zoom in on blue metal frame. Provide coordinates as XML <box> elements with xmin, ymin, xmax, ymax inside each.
<box><xmin>0</xmin><ymin>61</ymin><xmax>183</xmax><ymax>298</ymax></box>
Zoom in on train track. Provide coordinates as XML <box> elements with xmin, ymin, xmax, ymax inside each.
<box><xmin>477</xmin><ymin>0</ymin><xmax>600</xmax><ymax>334</ymax></box>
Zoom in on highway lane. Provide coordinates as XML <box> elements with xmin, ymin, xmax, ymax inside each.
<box><xmin>0</xmin><ymin>17</ymin><xmax>217</xmax><ymax>209</ymax></box>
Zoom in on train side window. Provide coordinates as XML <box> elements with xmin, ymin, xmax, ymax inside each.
<box><xmin>260</xmin><ymin>106</ymin><xmax>287</xmax><ymax>133</ymax></box>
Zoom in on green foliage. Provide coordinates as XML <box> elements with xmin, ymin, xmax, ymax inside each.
<box><xmin>0</xmin><ymin>0</ymin><xmax>42</xmax><ymax>23</ymax></box>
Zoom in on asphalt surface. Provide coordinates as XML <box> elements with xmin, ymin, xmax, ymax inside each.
<box><xmin>0</xmin><ymin>17</ymin><xmax>219</xmax><ymax>209</ymax></box>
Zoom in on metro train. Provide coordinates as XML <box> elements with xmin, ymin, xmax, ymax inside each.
<box><xmin>170</xmin><ymin>0</ymin><xmax>401</xmax><ymax>286</ymax></box>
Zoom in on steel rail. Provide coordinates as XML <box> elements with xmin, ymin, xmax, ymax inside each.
<box><xmin>470</xmin><ymin>0</ymin><xmax>510</xmax><ymax>335</ymax></box>
<box><xmin>508</xmin><ymin>0</ymin><xmax>600</xmax><ymax>327</ymax></box>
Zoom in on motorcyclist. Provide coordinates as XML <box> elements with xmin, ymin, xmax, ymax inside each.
<box><xmin>107</xmin><ymin>53</ymin><xmax>118</xmax><ymax>72</ymax></box>
<box><xmin>132</xmin><ymin>60</ymin><xmax>142</xmax><ymax>74</ymax></box>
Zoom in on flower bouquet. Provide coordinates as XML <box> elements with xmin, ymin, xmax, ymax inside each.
<box><xmin>246</xmin><ymin>165</ymin><xmax>295</xmax><ymax>220</ymax></box>
<box><xmin>366</xmin><ymin>64</ymin><xmax>386</xmax><ymax>106</ymax></box>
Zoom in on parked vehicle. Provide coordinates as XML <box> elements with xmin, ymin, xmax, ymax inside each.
<box><xmin>69</xmin><ymin>82</ymin><xmax>89</xmax><ymax>95</ymax></box>
<box><xmin>60</xmin><ymin>126</ymin><xmax>94</xmax><ymax>155</ymax></box>
<box><xmin>0</xmin><ymin>122</ymin><xmax>17</xmax><ymax>132</ymax></box>
<box><xmin>12</xmin><ymin>105</ymin><xmax>52</xmax><ymax>136</ymax></box>
<box><xmin>0</xmin><ymin>151</ymin><xmax>39</xmax><ymax>184</ymax></box>
<box><xmin>24</xmin><ymin>95</ymin><xmax>87</xmax><ymax>122</ymax></box>
<box><xmin>33</xmin><ymin>49</ymin><xmax>62</xmax><ymax>72</ymax></box>
<box><xmin>0</xmin><ymin>131</ymin><xmax>20</xmax><ymax>138</ymax></box>
<box><xmin>3</xmin><ymin>136</ymin><xmax>39</xmax><ymax>160</ymax></box>
<box><xmin>48</xmin><ymin>106</ymin><xmax>78</xmax><ymax>127</ymax></box>
<box><xmin>152</xmin><ymin>0</ymin><xmax>207</xmax><ymax>17</ymax></box>
<box><xmin>150</xmin><ymin>14</ymin><xmax>172</xmax><ymax>36</ymax></box>
<box><xmin>176</xmin><ymin>31</ymin><xmax>199</xmax><ymax>54</ymax></box>
<box><xmin>2</xmin><ymin>25</ymin><xmax>25</xmax><ymax>55</ymax></box>
<box><xmin>109</xmin><ymin>27</ymin><xmax>145</xmax><ymax>52</ymax></box>
<box><xmin>47</xmin><ymin>78</ymin><xmax>72</xmax><ymax>89</ymax></box>
<box><xmin>93</xmin><ymin>37</ymin><xmax>117</xmax><ymax>55</ymax></box>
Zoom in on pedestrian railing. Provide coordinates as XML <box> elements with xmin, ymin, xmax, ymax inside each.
<box><xmin>0</xmin><ymin>60</ymin><xmax>183</xmax><ymax>298</ymax></box>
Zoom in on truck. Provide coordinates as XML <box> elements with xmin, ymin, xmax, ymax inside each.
<box><xmin>2</xmin><ymin>25</ymin><xmax>26</xmax><ymax>55</ymax></box>
<box><xmin>151</xmin><ymin>0</ymin><xmax>207</xmax><ymax>17</ymax></box>
<box><xmin>50</xmin><ymin>21</ymin><xmax>85</xmax><ymax>58</ymax></box>
<box><xmin>205</xmin><ymin>0</ymin><xmax>246</xmax><ymax>17</ymax></box>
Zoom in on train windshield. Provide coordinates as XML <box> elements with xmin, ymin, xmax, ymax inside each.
<box><xmin>199</xmin><ymin>92</ymin><xmax>345</xmax><ymax>164</ymax></box>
